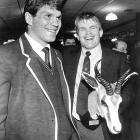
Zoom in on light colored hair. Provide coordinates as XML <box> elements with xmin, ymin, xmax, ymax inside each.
<box><xmin>75</xmin><ymin>11</ymin><xmax>102</xmax><ymax>31</ymax></box>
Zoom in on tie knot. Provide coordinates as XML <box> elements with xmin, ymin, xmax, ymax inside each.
<box><xmin>85</xmin><ymin>51</ymin><xmax>91</xmax><ymax>57</ymax></box>
<box><xmin>42</xmin><ymin>47</ymin><xmax>49</xmax><ymax>54</ymax></box>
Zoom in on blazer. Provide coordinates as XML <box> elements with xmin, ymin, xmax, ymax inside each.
<box><xmin>0</xmin><ymin>34</ymin><xmax>80</xmax><ymax>140</ymax></box>
<box><xmin>62</xmin><ymin>45</ymin><xmax>134</xmax><ymax>140</ymax></box>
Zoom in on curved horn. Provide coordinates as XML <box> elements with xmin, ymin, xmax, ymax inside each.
<box><xmin>115</xmin><ymin>69</ymin><xmax>130</xmax><ymax>94</ymax></box>
<box><xmin>94</xmin><ymin>60</ymin><xmax>113</xmax><ymax>95</ymax></box>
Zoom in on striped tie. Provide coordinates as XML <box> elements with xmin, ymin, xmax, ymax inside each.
<box><xmin>42</xmin><ymin>47</ymin><xmax>51</xmax><ymax>68</ymax></box>
<box><xmin>82</xmin><ymin>51</ymin><xmax>91</xmax><ymax>74</ymax></box>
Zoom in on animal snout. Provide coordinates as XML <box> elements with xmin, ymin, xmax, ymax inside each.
<box><xmin>113</xmin><ymin>124</ymin><xmax>122</xmax><ymax>134</ymax></box>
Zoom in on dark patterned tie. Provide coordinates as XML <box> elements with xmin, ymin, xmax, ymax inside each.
<box><xmin>82</xmin><ymin>51</ymin><xmax>91</xmax><ymax>74</ymax></box>
<box><xmin>77</xmin><ymin>51</ymin><xmax>91</xmax><ymax>116</ymax></box>
<box><xmin>42</xmin><ymin>47</ymin><xmax>51</xmax><ymax>68</ymax></box>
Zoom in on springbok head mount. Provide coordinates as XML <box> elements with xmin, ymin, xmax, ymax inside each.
<box><xmin>82</xmin><ymin>59</ymin><xmax>138</xmax><ymax>134</ymax></box>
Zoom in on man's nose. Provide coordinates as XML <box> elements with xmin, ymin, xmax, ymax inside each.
<box><xmin>85</xmin><ymin>29</ymin><xmax>92</xmax><ymax>35</ymax></box>
<box><xmin>51</xmin><ymin>17</ymin><xmax>60</xmax><ymax>26</ymax></box>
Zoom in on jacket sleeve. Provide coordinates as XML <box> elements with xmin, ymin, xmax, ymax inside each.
<box><xmin>0</xmin><ymin>52</ymin><xmax>12</xmax><ymax>139</ymax></box>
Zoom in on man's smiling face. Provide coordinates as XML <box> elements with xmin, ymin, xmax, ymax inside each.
<box><xmin>25</xmin><ymin>4</ymin><xmax>62</xmax><ymax>46</ymax></box>
<box><xmin>76</xmin><ymin>19</ymin><xmax>103</xmax><ymax>50</ymax></box>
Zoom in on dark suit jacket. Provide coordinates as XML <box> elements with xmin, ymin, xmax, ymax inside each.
<box><xmin>62</xmin><ymin>45</ymin><xmax>134</xmax><ymax>140</ymax></box>
<box><xmin>0</xmin><ymin>34</ymin><xmax>80</xmax><ymax>140</ymax></box>
<box><xmin>129</xmin><ymin>47</ymin><xmax>140</xmax><ymax>140</ymax></box>
<box><xmin>130</xmin><ymin>47</ymin><xmax>140</xmax><ymax>121</ymax></box>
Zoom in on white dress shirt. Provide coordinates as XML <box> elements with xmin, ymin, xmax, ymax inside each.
<box><xmin>72</xmin><ymin>44</ymin><xmax>102</xmax><ymax>120</ymax></box>
<box><xmin>25</xmin><ymin>32</ymin><xmax>52</xmax><ymax>65</ymax></box>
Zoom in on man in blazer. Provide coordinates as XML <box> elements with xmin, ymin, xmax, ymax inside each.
<box><xmin>0</xmin><ymin>0</ymin><xmax>80</xmax><ymax>140</ymax></box>
<box><xmin>62</xmin><ymin>12</ymin><xmax>134</xmax><ymax>140</ymax></box>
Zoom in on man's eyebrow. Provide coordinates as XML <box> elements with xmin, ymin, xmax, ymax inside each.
<box><xmin>90</xmin><ymin>24</ymin><xmax>98</xmax><ymax>27</ymax></box>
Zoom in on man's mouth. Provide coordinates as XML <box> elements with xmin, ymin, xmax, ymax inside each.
<box><xmin>45</xmin><ymin>27</ymin><xmax>58</xmax><ymax>33</ymax></box>
<box><xmin>48</xmin><ymin>29</ymin><xmax>57</xmax><ymax>33</ymax></box>
<box><xmin>85</xmin><ymin>36</ymin><xmax>94</xmax><ymax>40</ymax></box>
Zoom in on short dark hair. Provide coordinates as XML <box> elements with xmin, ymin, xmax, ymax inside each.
<box><xmin>24</xmin><ymin>0</ymin><xmax>62</xmax><ymax>16</ymax></box>
<box><xmin>75</xmin><ymin>11</ymin><xmax>102</xmax><ymax>31</ymax></box>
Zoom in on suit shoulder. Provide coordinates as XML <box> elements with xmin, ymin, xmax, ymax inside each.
<box><xmin>104</xmin><ymin>47</ymin><xmax>127</xmax><ymax>58</ymax></box>
<box><xmin>0</xmin><ymin>40</ymin><xmax>19</xmax><ymax>52</ymax></box>
<box><xmin>0</xmin><ymin>40</ymin><xmax>22</xmax><ymax>62</ymax></box>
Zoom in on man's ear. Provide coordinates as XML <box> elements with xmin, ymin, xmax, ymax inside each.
<box><xmin>25</xmin><ymin>12</ymin><xmax>33</xmax><ymax>26</ymax></box>
<box><xmin>99</xmin><ymin>29</ymin><xmax>103</xmax><ymax>37</ymax></box>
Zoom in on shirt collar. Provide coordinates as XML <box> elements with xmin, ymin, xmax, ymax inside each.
<box><xmin>25</xmin><ymin>32</ymin><xmax>50</xmax><ymax>53</ymax></box>
<box><xmin>81</xmin><ymin>44</ymin><xmax>102</xmax><ymax>56</ymax></box>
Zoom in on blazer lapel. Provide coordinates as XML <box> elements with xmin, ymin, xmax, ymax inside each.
<box><xmin>52</xmin><ymin>50</ymin><xmax>70</xmax><ymax>113</ymax></box>
<box><xmin>29</xmin><ymin>52</ymin><xmax>50</xmax><ymax>92</ymax></box>
<box><xmin>19</xmin><ymin>35</ymin><xmax>54</xmax><ymax>104</ymax></box>
<box><xmin>68</xmin><ymin>48</ymin><xmax>81</xmax><ymax>99</ymax></box>
<box><xmin>72</xmin><ymin>50</ymin><xmax>81</xmax><ymax>82</ymax></box>
<box><xmin>101</xmin><ymin>47</ymin><xmax>113</xmax><ymax>81</ymax></box>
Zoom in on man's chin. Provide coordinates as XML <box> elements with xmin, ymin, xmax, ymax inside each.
<box><xmin>83</xmin><ymin>45</ymin><xmax>95</xmax><ymax>50</ymax></box>
<box><xmin>46</xmin><ymin>36</ymin><xmax>56</xmax><ymax>43</ymax></box>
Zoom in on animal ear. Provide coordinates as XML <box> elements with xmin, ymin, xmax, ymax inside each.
<box><xmin>82</xmin><ymin>72</ymin><xmax>98</xmax><ymax>89</ymax></box>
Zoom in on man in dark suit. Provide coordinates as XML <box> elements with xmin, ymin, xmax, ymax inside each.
<box><xmin>0</xmin><ymin>0</ymin><xmax>80</xmax><ymax>140</ymax></box>
<box><xmin>62</xmin><ymin>12</ymin><xmax>134</xmax><ymax>140</ymax></box>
